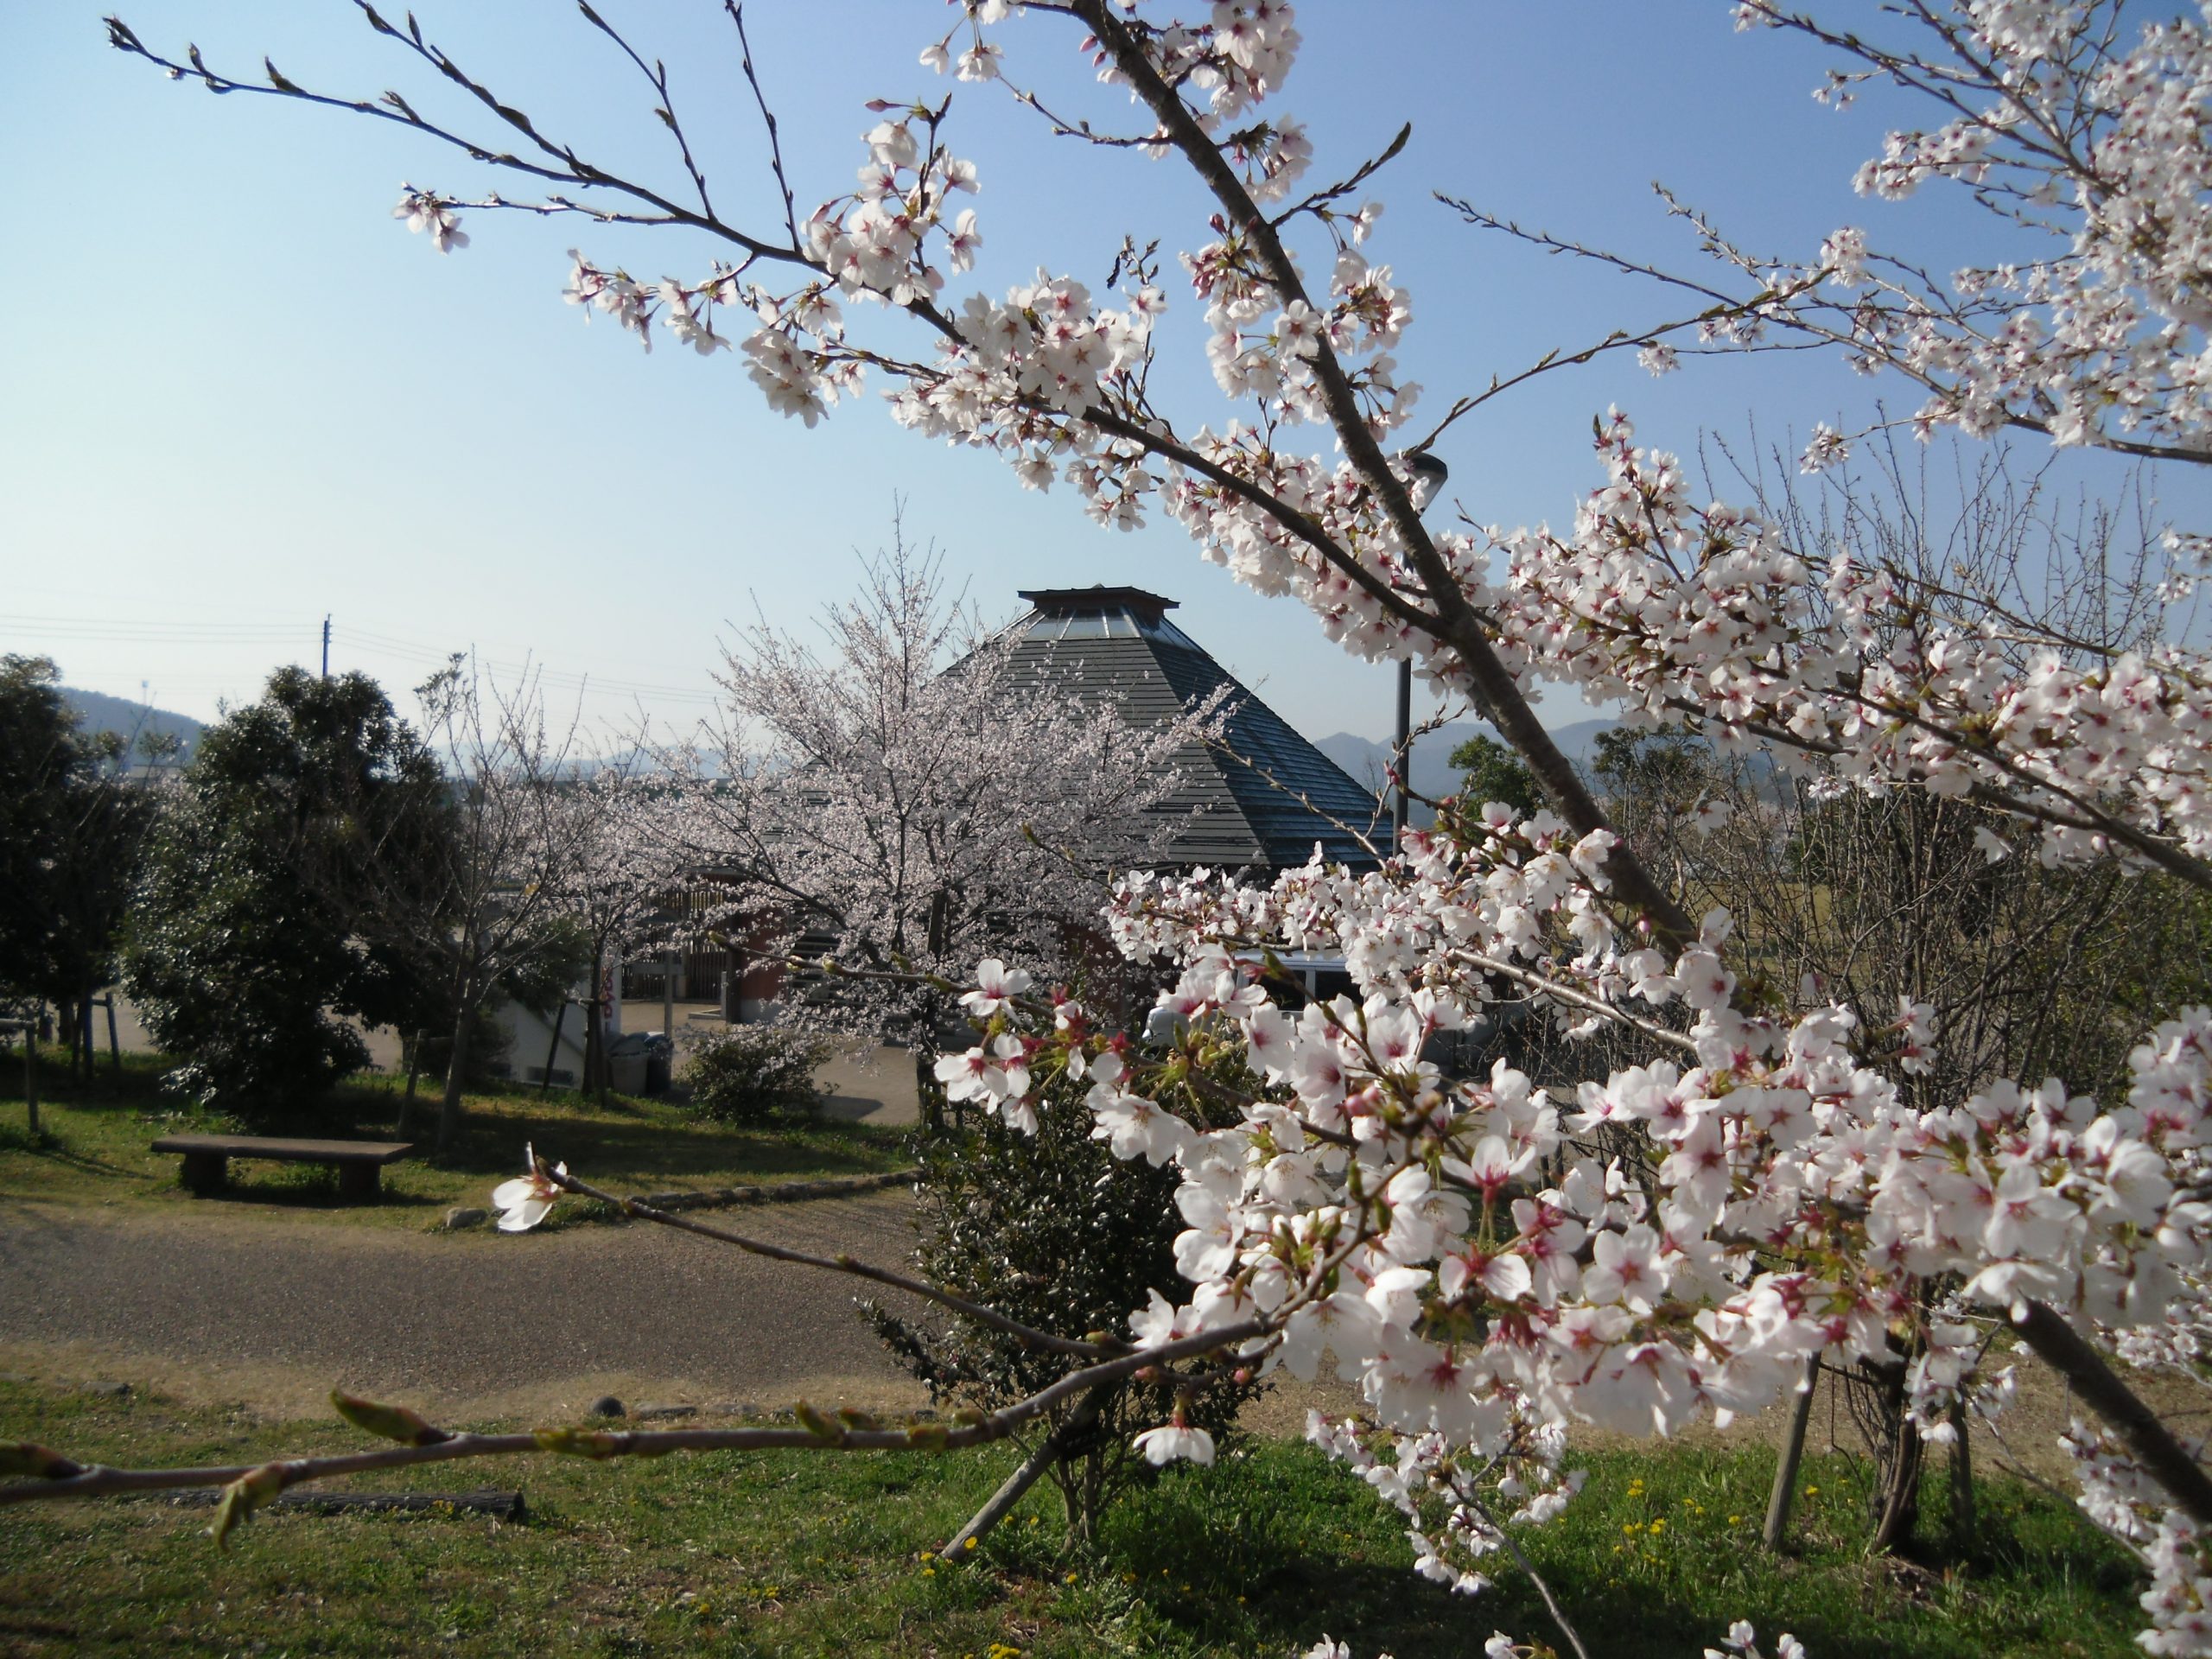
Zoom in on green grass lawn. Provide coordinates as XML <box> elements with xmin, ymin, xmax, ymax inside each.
<box><xmin>0</xmin><ymin>1053</ymin><xmax>910</xmax><ymax>1230</ymax></box>
<box><xmin>0</xmin><ymin>1376</ymin><xmax>2148</xmax><ymax>1658</ymax></box>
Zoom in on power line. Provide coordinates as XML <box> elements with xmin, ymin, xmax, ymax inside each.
<box><xmin>9</xmin><ymin>616</ymin><xmax>308</xmax><ymax>643</ymax></box>
<box><xmin>10</xmin><ymin>610</ymin><xmax>728</xmax><ymax>712</ymax></box>
<box><xmin>328</xmin><ymin>625</ymin><xmax>723</xmax><ymax>705</ymax></box>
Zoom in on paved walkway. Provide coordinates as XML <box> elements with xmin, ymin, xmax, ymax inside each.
<box><xmin>0</xmin><ymin>1194</ymin><xmax>929</xmax><ymax>1421</ymax></box>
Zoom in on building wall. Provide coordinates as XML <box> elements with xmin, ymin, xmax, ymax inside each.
<box><xmin>491</xmin><ymin>998</ymin><xmax>591</xmax><ymax>1089</ymax></box>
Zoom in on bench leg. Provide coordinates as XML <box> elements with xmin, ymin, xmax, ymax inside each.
<box><xmin>337</xmin><ymin>1163</ymin><xmax>382</xmax><ymax>1204</ymax></box>
<box><xmin>179</xmin><ymin>1151</ymin><xmax>227</xmax><ymax>1195</ymax></box>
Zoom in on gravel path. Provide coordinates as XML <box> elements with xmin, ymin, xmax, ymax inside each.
<box><xmin>0</xmin><ymin>1196</ymin><xmax>929</xmax><ymax>1418</ymax></box>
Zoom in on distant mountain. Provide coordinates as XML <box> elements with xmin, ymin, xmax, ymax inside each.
<box><xmin>61</xmin><ymin>687</ymin><xmax>205</xmax><ymax>765</ymax></box>
<box><xmin>1315</xmin><ymin>719</ymin><xmax>1613</xmax><ymax>824</ymax></box>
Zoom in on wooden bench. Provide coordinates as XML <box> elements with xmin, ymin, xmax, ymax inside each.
<box><xmin>150</xmin><ymin>1135</ymin><xmax>415</xmax><ymax>1202</ymax></box>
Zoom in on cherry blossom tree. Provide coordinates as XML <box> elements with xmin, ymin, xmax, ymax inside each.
<box><xmin>647</xmin><ymin>524</ymin><xmax>1206</xmax><ymax>1117</ymax></box>
<box><xmin>543</xmin><ymin>748</ymin><xmax>678</xmax><ymax>1103</ymax></box>
<box><xmin>31</xmin><ymin>4</ymin><xmax>2212</xmax><ymax>1653</ymax></box>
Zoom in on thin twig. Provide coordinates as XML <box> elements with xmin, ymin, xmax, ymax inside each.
<box><xmin>552</xmin><ymin>1169</ymin><xmax>1116</xmax><ymax>1361</ymax></box>
<box><xmin>1462</xmin><ymin>1488</ymin><xmax>1592</xmax><ymax>1659</ymax></box>
<box><xmin>724</xmin><ymin>2</ymin><xmax>798</xmax><ymax>246</ymax></box>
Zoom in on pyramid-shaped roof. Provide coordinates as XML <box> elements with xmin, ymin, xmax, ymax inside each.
<box><xmin>1001</xmin><ymin>585</ymin><xmax>1386</xmax><ymax>872</ymax></box>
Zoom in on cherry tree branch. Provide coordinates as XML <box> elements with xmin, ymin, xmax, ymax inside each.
<box><xmin>722</xmin><ymin>1</ymin><xmax>798</xmax><ymax>247</ymax></box>
<box><xmin>2012</xmin><ymin>1299</ymin><xmax>2212</xmax><ymax>1528</ymax></box>
<box><xmin>105</xmin><ymin>11</ymin><xmax>810</xmax><ymax>270</ymax></box>
<box><xmin>1068</xmin><ymin>0</ymin><xmax>1694</xmax><ymax>949</ymax></box>
<box><xmin>574</xmin><ymin>0</ymin><xmax>715</xmax><ymax>218</ymax></box>
<box><xmin>0</xmin><ymin>1317</ymin><xmax>1268</xmax><ymax>1512</ymax></box>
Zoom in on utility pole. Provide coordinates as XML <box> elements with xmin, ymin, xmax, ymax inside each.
<box><xmin>321</xmin><ymin>615</ymin><xmax>332</xmax><ymax>679</ymax></box>
<box><xmin>1392</xmin><ymin>658</ymin><xmax>1413</xmax><ymax>849</ymax></box>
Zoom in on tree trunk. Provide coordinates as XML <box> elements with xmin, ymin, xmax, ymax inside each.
<box><xmin>18</xmin><ymin>1017</ymin><xmax>37</xmax><ymax>1139</ymax></box>
<box><xmin>1869</xmin><ymin>1359</ymin><xmax>1924</xmax><ymax>1554</ymax></box>
<box><xmin>586</xmin><ymin>999</ymin><xmax>607</xmax><ymax>1105</ymax></box>
<box><xmin>539</xmin><ymin>1000</ymin><xmax>568</xmax><ymax>1094</ymax></box>
<box><xmin>437</xmin><ymin>1000</ymin><xmax>473</xmax><ymax>1154</ymax></box>
<box><xmin>915</xmin><ymin>1047</ymin><xmax>944</xmax><ymax>1135</ymax></box>
<box><xmin>394</xmin><ymin>1028</ymin><xmax>424</xmax><ymax>1137</ymax></box>
<box><xmin>1948</xmin><ymin>1395</ymin><xmax>1975</xmax><ymax>1545</ymax></box>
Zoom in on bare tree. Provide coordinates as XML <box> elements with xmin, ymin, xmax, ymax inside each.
<box><xmin>384</xmin><ymin>658</ymin><xmax>600</xmax><ymax>1151</ymax></box>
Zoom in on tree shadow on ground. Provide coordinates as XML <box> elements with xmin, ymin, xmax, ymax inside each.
<box><xmin>189</xmin><ymin>1165</ymin><xmax>443</xmax><ymax>1213</ymax></box>
<box><xmin>1</xmin><ymin>1052</ymin><xmax>908</xmax><ymax>1217</ymax></box>
<box><xmin>0</xmin><ymin>1124</ymin><xmax>134</xmax><ymax>1179</ymax></box>
<box><xmin>1074</xmin><ymin>1441</ymin><xmax>2145</xmax><ymax>1659</ymax></box>
<box><xmin>335</xmin><ymin>1077</ymin><xmax>910</xmax><ymax>1191</ymax></box>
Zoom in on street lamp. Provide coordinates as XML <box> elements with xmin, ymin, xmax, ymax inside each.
<box><xmin>1393</xmin><ymin>452</ymin><xmax>1450</xmax><ymax>850</ymax></box>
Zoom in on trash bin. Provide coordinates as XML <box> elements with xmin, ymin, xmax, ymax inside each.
<box><xmin>606</xmin><ymin>1030</ymin><xmax>674</xmax><ymax>1096</ymax></box>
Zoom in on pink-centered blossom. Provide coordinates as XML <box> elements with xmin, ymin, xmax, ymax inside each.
<box><xmin>490</xmin><ymin>1143</ymin><xmax>564</xmax><ymax>1232</ymax></box>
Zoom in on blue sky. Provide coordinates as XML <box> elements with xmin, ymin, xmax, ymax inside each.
<box><xmin>4</xmin><ymin>2</ymin><xmax>2194</xmax><ymax>746</ymax></box>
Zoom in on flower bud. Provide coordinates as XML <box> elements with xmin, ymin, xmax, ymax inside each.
<box><xmin>210</xmin><ymin>1460</ymin><xmax>290</xmax><ymax>1548</ymax></box>
<box><xmin>534</xmin><ymin>1426</ymin><xmax>621</xmax><ymax>1459</ymax></box>
<box><xmin>331</xmin><ymin>1390</ymin><xmax>450</xmax><ymax>1447</ymax></box>
<box><xmin>0</xmin><ymin>1442</ymin><xmax>82</xmax><ymax>1481</ymax></box>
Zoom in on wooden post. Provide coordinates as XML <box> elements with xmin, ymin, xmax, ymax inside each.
<box><xmin>943</xmin><ymin>1384</ymin><xmax>1114</xmax><ymax>1556</ymax></box>
<box><xmin>1763</xmin><ymin>1354</ymin><xmax>1821</xmax><ymax>1550</ymax></box>
<box><xmin>6</xmin><ymin>1019</ymin><xmax>39</xmax><ymax>1140</ymax></box>
<box><xmin>337</xmin><ymin>1160</ymin><xmax>382</xmax><ymax>1203</ymax></box>
<box><xmin>179</xmin><ymin>1148</ymin><xmax>226</xmax><ymax>1194</ymax></box>
<box><xmin>662</xmin><ymin>947</ymin><xmax>677</xmax><ymax>1038</ymax></box>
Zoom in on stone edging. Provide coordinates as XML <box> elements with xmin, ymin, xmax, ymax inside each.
<box><xmin>441</xmin><ymin>1167</ymin><xmax>919</xmax><ymax>1230</ymax></box>
<box><xmin>626</xmin><ymin>1167</ymin><xmax>919</xmax><ymax>1212</ymax></box>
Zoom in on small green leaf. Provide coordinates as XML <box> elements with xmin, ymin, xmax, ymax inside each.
<box><xmin>534</xmin><ymin>1426</ymin><xmax>620</xmax><ymax>1459</ymax></box>
<box><xmin>210</xmin><ymin>1461</ymin><xmax>288</xmax><ymax>1549</ymax></box>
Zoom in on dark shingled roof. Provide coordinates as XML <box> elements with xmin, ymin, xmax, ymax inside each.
<box><xmin>1001</xmin><ymin>585</ymin><xmax>1385</xmax><ymax>872</ymax></box>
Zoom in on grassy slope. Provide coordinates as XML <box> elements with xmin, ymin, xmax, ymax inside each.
<box><xmin>0</xmin><ymin>1378</ymin><xmax>2146</xmax><ymax>1659</ymax></box>
<box><xmin>0</xmin><ymin>1054</ymin><xmax>908</xmax><ymax>1230</ymax></box>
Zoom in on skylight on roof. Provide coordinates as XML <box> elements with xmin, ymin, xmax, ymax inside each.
<box><xmin>1019</xmin><ymin>607</ymin><xmax>1202</xmax><ymax>648</ymax></box>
